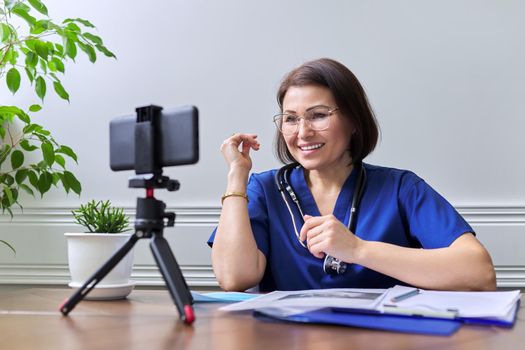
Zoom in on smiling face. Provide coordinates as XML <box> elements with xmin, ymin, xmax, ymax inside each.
<box><xmin>281</xmin><ymin>85</ymin><xmax>354</xmax><ymax>174</ymax></box>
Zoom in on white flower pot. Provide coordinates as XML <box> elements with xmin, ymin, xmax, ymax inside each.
<box><xmin>65</xmin><ymin>233</ymin><xmax>135</xmax><ymax>300</ymax></box>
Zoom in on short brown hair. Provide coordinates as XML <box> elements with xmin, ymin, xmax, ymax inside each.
<box><xmin>274</xmin><ymin>58</ymin><xmax>380</xmax><ymax>164</ymax></box>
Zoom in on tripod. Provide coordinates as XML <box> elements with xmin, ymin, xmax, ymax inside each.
<box><xmin>59</xmin><ymin>174</ymin><xmax>195</xmax><ymax>324</ymax></box>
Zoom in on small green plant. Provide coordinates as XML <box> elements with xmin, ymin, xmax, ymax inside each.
<box><xmin>72</xmin><ymin>200</ymin><xmax>130</xmax><ymax>233</ymax></box>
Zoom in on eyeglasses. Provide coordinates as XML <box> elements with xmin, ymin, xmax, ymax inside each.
<box><xmin>273</xmin><ymin>106</ymin><xmax>339</xmax><ymax>135</ymax></box>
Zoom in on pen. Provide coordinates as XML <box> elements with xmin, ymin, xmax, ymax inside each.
<box><xmin>382</xmin><ymin>304</ymin><xmax>458</xmax><ymax>319</ymax></box>
<box><xmin>390</xmin><ymin>288</ymin><xmax>420</xmax><ymax>303</ymax></box>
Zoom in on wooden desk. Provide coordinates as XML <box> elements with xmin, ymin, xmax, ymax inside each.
<box><xmin>1</xmin><ymin>286</ymin><xmax>523</xmax><ymax>350</ymax></box>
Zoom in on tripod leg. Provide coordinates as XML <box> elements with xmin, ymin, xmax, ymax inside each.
<box><xmin>59</xmin><ymin>234</ymin><xmax>140</xmax><ymax>316</ymax></box>
<box><xmin>150</xmin><ymin>235</ymin><xmax>195</xmax><ymax>324</ymax></box>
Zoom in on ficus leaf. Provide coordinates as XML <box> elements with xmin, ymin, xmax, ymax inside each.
<box><xmin>1</xmin><ymin>23</ymin><xmax>11</xmax><ymax>42</ymax></box>
<box><xmin>28</xmin><ymin>0</ymin><xmax>48</xmax><ymax>16</ymax></box>
<box><xmin>34</xmin><ymin>40</ymin><xmax>49</xmax><ymax>60</ymax></box>
<box><xmin>54</xmin><ymin>43</ymin><xmax>64</xmax><ymax>56</ymax></box>
<box><xmin>53</xmin><ymin>81</ymin><xmax>69</xmax><ymax>101</ymax></box>
<box><xmin>63</xmin><ymin>171</ymin><xmax>81</xmax><ymax>195</ymax></box>
<box><xmin>56</xmin><ymin>145</ymin><xmax>78</xmax><ymax>163</ymax></box>
<box><xmin>6</xmin><ymin>68</ymin><xmax>21</xmax><ymax>94</ymax></box>
<box><xmin>3</xmin><ymin>186</ymin><xmax>14</xmax><ymax>206</ymax></box>
<box><xmin>25</xmin><ymin>67</ymin><xmax>35</xmax><ymax>83</ymax></box>
<box><xmin>11</xmin><ymin>150</ymin><xmax>24</xmax><ymax>169</ymax></box>
<box><xmin>29</xmin><ymin>104</ymin><xmax>42</xmax><ymax>112</ymax></box>
<box><xmin>20</xmin><ymin>139</ymin><xmax>39</xmax><ymax>151</ymax></box>
<box><xmin>65</xmin><ymin>38</ymin><xmax>77</xmax><ymax>60</ymax></box>
<box><xmin>15</xmin><ymin>169</ymin><xmax>29</xmax><ymax>184</ymax></box>
<box><xmin>95</xmin><ymin>44</ymin><xmax>116</xmax><ymax>58</ymax></box>
<box><xmin>19</xmin><ymin>184</ymin><xmax>35</xmax><ymax>197</ymax></box>
<box><xmin>51</xmin><ymin>57</ymin><xmax>65</xmax><ymax>73</ymax></box>
<box><xmin>12</xmin><ymin>4</ymin><xmax>36</xmax><ymax>25</ymax></box>
<box><xmin>37</xmin><ymin>172</ymin><xmax>53</xmax><ymax>196</ymax></box>
<box><xmin>27</xmin><ymin>170</ymin><xmax>38</xmax><ymax>188</ymax></box>
<box><xmin>25</xmin><ymin>51</ymin><xmax>38</xmax><ymax>68</ymax></box>
<box><xmin>64</xmin><ymin>18</ymin><xmax>95</xmax><ymax>28</ymax></box>
<box><xmin>79</xmin><ymin>42</ymin><xmax>96</xmax><ymax>63</ymax></box>
<box><xmin>35</xmin><ymin>76</ymin><xmax>46</xmax><ymax>100</ymax></box>
<box><xmin>83</xmin><ymin>32</ymin><xmax>103</xmax><ymax>45</ymax></box>
<box><xmin>41</xmin><ymin>141</ymin><xmax>54</xmax><ymax>166</ymax></box>
<box><xmin>55</xmin><ymin>154</ymin><xmax>65</xmax><ymax>168</ymax></box>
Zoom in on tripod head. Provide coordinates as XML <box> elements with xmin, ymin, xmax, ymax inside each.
<box><xmin>129</xmin><ymin>173</ymin><xmax>180</xmax><ymax>192</ymax></box>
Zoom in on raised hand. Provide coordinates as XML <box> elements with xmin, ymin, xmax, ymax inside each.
<box><xmin>220</xmin><ymin>133</ymin><xmax>260</xmax><ymax>172</ymax></box>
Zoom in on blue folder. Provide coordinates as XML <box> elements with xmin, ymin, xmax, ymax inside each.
<box><xmin>254</xmin><ymin>307</ymin><xmax>462</xmax><ymax>336</ymax></box>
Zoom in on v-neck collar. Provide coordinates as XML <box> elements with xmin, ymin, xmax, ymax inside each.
<box><xmin>289</xmin><ymin>165</ymin><xmax>359</xmax><ymax>225</ymax></box>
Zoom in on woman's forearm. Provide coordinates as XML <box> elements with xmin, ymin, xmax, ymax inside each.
<box><xmin>212</xmin><ymin>169</ymin><xmax>265</xmax><ymax>291</ymax></box>
<box><xmin>353</xmin><ymin>233</ymin><xmax>496</xmax><ymax>291</ymax></box>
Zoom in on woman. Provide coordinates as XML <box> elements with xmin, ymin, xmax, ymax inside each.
<box><xmin>208</xmin><ymin>58</ymin><xmax>496</xmax><ymax>292</ymax></box>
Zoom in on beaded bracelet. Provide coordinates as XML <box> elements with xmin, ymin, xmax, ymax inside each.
<box><xmin>221</xmin><ymin>192</ymin><xmax>249</xmax><ymax>205</ymax></box>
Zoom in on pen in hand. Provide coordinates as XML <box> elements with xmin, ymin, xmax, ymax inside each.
<box><xmin>390</xmin><ymin>288</ymin><xmax>420</xmax><ymax>303</ymax></box>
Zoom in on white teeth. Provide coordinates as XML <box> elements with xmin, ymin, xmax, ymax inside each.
<box><xmin>300</xmin><ymin>144</ymin><xmax>323</xmax><ymax>151</ymax></box>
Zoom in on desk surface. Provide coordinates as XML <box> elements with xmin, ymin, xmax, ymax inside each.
<box><xmin>1</xmin><ymin>286</ymin><xmax>524</xmax><ymax>350</ymax></box>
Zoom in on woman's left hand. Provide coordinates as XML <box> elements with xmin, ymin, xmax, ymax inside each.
<box><xmin>299</xmin><ymin>214</ymin><xmax>362</xmax><ymax>262</ymax></box>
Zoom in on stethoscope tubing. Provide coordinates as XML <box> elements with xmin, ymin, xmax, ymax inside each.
<box><xmin>275</xmin><ymin>162</ymin><xmax>366</xmax><ymax>274</ymax></box>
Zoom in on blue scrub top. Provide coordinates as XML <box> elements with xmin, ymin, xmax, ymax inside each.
<box><xmin>208</xmin><ymin>163</ymin><xmax>473</xmax><ymax>292</ymax></box>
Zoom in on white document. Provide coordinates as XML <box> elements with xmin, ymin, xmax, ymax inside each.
<box><xmin>220</xmin><ymin>288</ymin><xmax>386</xmax><ymax>313</ymax></box>
<box><xmin>381</xmin><ymin>285</ymin><xmax>521</xmax><ymax>318</ymax></box>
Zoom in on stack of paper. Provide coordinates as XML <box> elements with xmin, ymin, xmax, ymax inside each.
<box><xmin>218</xmin><ymin>285</ymin><xmax>521</xmax><ymax>335</ymax></box>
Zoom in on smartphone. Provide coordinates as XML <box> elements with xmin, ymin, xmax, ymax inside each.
<box><xmin>109</xmin><ymin>105</ymin><xmax>199</xmax><ymax>171</ymax></box>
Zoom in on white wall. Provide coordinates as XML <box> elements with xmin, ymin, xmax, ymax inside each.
<box><xmin>1</xmin><ymin>0</ymin><xmax>524</xmax><ymax>287</ymax></box>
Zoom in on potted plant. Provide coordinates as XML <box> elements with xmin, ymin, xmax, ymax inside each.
<box><xmin>1</xmin><ymin>0</ymin><xmax>115</xmax><ymax>252</ymax></box>
<box><xmin>66</xmin><ymin>200</ymin><xmax>135</xmax><ymax>300</ymax></box>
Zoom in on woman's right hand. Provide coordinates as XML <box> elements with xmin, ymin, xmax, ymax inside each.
<box><xmin>220</xmin><ymin>133</ymin><xmax>260</xmax><ymax>172</ymax></box>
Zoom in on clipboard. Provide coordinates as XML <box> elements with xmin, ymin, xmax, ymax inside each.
<box><xmin>254</xmin><ymin>307</ymin><xmax>462</xmax><ymax>336</ymax></box>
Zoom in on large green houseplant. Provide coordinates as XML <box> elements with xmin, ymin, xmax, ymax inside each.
<box><xmin>0</xmin><ymin>0</ymin><xmax>115</xmax><ymax>251</ymax></box>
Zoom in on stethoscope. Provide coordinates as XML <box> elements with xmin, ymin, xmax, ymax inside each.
<box><xmin>275</xmin><ymin>162</ymin><xmax>367</xmax><ymax>275</ymax></box>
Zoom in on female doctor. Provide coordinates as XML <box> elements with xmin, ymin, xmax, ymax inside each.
<box><xmin>208</xmin><ymin>58</ymin><xmax>496</xmax><ymax>292</ymax></box>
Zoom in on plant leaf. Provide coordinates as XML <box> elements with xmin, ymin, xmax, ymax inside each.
<box><xmin>35</xmin><ymin>76</ymin><xmax>46</xmax><ymax>100</ymax></box>
<box><xmin>28</xmin><ymin>0</ymin><xmax>48</xmax><ymax>16</ymax></box>
<box><xmin>34</xmin><ymin>40</ymin><xmax>49</xmax><ymax>60</ymax></box>
<box><xmin>79</xmin><ymin>42</ymin><xmax>96</xmax><ymax>63</ymax></box>
<box><xmin>29</xmin><ymin>104</ymin><xmax>42</xmax><ymax>112</ymax></box>
<box><xmin>19</xmin><ymin>183</ymin><xmax>35</xmax><ymax>197</ymax></box>
<box><xmin>6</xmin><ymin>68</ymin><xmax>21</xmax><ymax>94</ymax></box>
<box><xmin>1</xmin><ymin>23</ymin><xmax>12</xmax><ymax>42</ymax></box>
<box><xmin>0</xmin><ymin>239</ymin><xmax>16</xmax><ymax>255</ymax></box>
<box><xmin>65</xmin><ymin>38</ymin><xmax>77</xmax><ymax>60</ymax></box>
<box><xmin>53</xmin><ymin>81</ymin><xmax>69</xmax><ymax>101</ymax></box>
<box><xmin>25</xmin><ymin>67</ymin><xmax>35</xmax><ymax>83</ymax></box>
<box><xmin>83</xmin><ymin>32</ymin><xmax>103</xmax><ymax>45</ymax></box>
<box><xmin>12</xmin><ymin>3</ymin><xmax>36</xmax><ymax>25</ymax></box>
<box><xmin>56</xmin><ymin>145</ymin><xmax>77</xmax><ymax>163</ymax></box>
<box><xmin>25</xmin><ymin>51</ymin><xmax>38</xmax><ymax>68</ymax></box>
<box><xmin>51</xmin><ymin>57</ymin><xmax>65</xmax><ymax>73</ymax></box>
<box><xmin>55</xmin><ymin>154</ymin><xmax>65</xmax><ymax>168</ymax></box>
<box><xmin>20</xmin><ymin>139</ymin><xmax>39</xmax><ymax>151</ymax></box>
<box><xmin>64</xmin><ymin>18</ymin><xmax>95</xmax><ymax>28</ymax></box>
<box><xmin>15</xmin><ymin>169</ymin><xmax>29</xmax><ymax>184</ymax></box>
<box><xmin>37</xmin><ymin>172</ymin><xmax>53</xmax><ymax>196</ymax></box>
<box><xmin>3</xmin><ymin>186</ymin><xmax>14</xmax><ymax>206</ymax></box>
<box><xmin>41</xmin><ymin>141</ymin><xmax>55</xmax><ymax>166</ymax></box>
<box><xmin>63</xmin><ymin>171</ymin><xmax>81</xmax><ymax>195</ymax></box>
<box><xmin>11</xmin><ymin>150</ymin><xmax>24</xmax><ymax>169</ymax></box>
<box><xmin>27</xmin><ymin>170</ymin><xmax>38</xmax><ymax>188</ymax></box>
<box><xmin>95</xmin><ymin>44</ymin><xmax>116</xmax><ymax>58</ymax></box>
